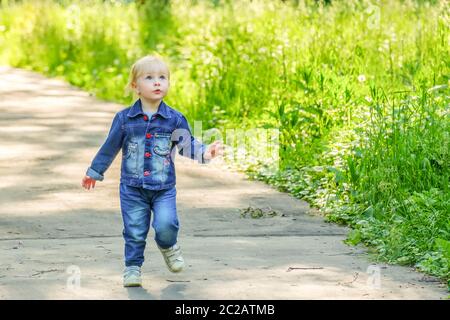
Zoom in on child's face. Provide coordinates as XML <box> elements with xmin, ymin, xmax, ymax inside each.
<box><xmin>133</xmin><ymin>63</ymin><xmax>170</xmax><ymax>101</ymax></box>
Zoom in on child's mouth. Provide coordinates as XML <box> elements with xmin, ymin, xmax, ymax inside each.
<box><xmin>153</xmin><ymin>90</ymin><xmax>161</xmax><ymax>94</ymax></box>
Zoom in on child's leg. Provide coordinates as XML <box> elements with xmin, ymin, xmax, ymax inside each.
<box><xmin>150</xmin><ymin>186</ymin><xmax>179</xmax><ymax>249</ymax></box>
<box><xmin>119</xmin><ymin>183</ymin><xmax>151</xmax><ymax>267</ymax></box>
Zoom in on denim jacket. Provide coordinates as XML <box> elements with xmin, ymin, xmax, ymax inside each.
<box><xmin>86</xmin><ymin>99</ymin><xmax>210</xmax><ymax>190</ymax></box>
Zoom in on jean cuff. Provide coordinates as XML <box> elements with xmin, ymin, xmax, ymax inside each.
<box><xmin>86</xmin><ymin>167</ymin><xmax>104</xmax><ymax>181</ymax></box>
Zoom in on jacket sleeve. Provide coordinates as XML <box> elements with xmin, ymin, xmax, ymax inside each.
<box><xmin>174</xmin><ymin>114</ymin><xmax>210</xmax><ymax>164</ymax></box>
<box><xmin>86</xmin><ymin>112</ymin><xmax>124</xmax><ymax>181</ymax></box>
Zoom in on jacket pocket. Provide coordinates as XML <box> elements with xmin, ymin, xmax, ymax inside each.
<box><xmin>124</xmin><ymin>142</ymin><xmax>138</xmax><ymax>175</ymax></box>
<box><xmin>153</xmin><ymin>133</ymin><xmax>171</xmax><ymax>157</ymax></box>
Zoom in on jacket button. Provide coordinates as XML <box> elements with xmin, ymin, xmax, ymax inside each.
<box><xmin>146</xmin><ymin>133</ymin><xmax>152</xmax><ymax>139</ymax></box>
<box><xmin>145</xmin><ymin>152</ymin><xmax>151</xmax><ymax>158</ymax></box>
<box><xmin>144</xmin><ymin>171</ymin><xmax>150</xmax><ymax>176</ymax></box>
<box><xmin>143</xmin><ymin>115</ymin><xmax>148</xmax><ymax>121</ymax></box>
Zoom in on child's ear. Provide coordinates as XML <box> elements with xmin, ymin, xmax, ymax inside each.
<box><xmin>131</xmin><ymin>82</ymin><xmax>140</xmax><ymax>95</ymax></box>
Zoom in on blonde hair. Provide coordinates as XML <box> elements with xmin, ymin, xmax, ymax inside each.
<box><xmin>125</xmin><ymin>55</ymin><xmax>171</xmax><ymax>97</ymax></box>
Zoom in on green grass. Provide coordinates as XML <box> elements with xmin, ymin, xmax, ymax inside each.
<box><xmin>1</xmin><ymin>0</ymin><xmax>449</xmax><ymax>289</ymax></box>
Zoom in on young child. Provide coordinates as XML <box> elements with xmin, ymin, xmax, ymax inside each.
<box><xmin>81</xmin><ymin>55</ymin><xmax>223</xmax><ymax>287</ymax></box>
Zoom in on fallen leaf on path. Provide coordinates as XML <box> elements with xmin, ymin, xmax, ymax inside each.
<box><xmin>239</xmin><ymin>206</ymin><xmax>281</xmax><ymax>219</ymax></box>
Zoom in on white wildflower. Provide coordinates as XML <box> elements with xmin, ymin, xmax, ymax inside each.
<box><xmin>258</xmin><ymin>47</ymin><xmax>268</xmax><ymax>54</ymax></box>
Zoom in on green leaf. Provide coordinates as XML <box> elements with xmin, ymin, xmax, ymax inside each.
<box><xmin>345</xmin><ymin>229</ymin><xmax>362</xmax><ymax>246</ymax></box>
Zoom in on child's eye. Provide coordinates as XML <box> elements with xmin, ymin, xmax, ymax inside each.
<box><xmin>160</xmin><ymin>76</ymin><xmax>166</xmax><ymax>80</ymax></box>
<box><xmin>146</xmin><ymin>76</ymin><xmax>152</xmax><ymax>80</ymax></box>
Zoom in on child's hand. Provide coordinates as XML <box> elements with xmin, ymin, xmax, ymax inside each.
<box><xmin>203</xmin><ymin>140</ymin><xmax>224</xmax><ymax>160</ymax></box>
<box><xmin>81</xmin><ymin>175</ymin><xmax>97</xmax><ymax>190</ymax></box>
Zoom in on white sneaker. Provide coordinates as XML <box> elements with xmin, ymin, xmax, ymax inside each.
<box><xmin>123</xmin><ymin>266</ymin><xmax>142</xmax><ymax>287</ymax></box>
<box><xmin>158</xmin><ymin>244</ymin><xmax>185</xmax><ymax>273</ymax></box>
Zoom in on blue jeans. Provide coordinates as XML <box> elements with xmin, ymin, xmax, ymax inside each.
<box><xmin>119</xmin><ymin>182</ymin><xmax>179</xmax><ymax>267</ymax></box>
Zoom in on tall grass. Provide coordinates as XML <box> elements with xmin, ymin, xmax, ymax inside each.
<box><xmin>0</xmin><ymin>0</ymin><xmax>448</xmax><ymax>288</ymax></box>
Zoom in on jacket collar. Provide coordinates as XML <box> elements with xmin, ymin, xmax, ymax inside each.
<box><xmin>127</xmin><ymin>99</ymin><xmax>171</xmax><ymax>119</ymax></box>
